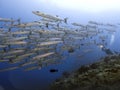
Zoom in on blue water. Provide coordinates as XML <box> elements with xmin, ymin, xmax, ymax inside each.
<box><xmin>1</xmin><ymin>0</ymin><xmax>120</xmax><ymax>90</ymax></box>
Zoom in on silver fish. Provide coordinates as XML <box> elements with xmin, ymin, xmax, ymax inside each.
<box><xmin>37</xmin><ymin>41</ymin><xmax>63</xmax><ymax>46</ymax></box>
<box><xmin>41</xmin><ymin>18</ymin><xmax>58</xmax><ymax>22</ymax></box>
<box><xmin>31</xmin><ymin>47</ymin><xmax>54</xmax><ymax>52</ymax></box>
<box><xmin>5</xmin><ymin>49</ymin><xmax>25</xmax><ymax>55</ymax></box>
<box><xmin>0</xmin><ymin>60</ymin><xmax>9</xmax><ymax>62</ymax></box>
<box><xmin>5</xmin><ymin>37</ymin><xmax>28</xmax><ymax>42</ymax></box>
<box><xmin>47</xmin><ymin>38</ymin><xmax>62</xmax><ymax>41</ymax></box>
<box><xmin>0</xmin><ymin>45</ymin><xmax>7</xmax><ymax>48</ymax></box>
<box><xmin>72</xmin><ymin>23</ymin><xmax>85</xmax><ymax>28</ymax></box>
<box><xmin>0</xmin><ymin>17</ymin><xmax>14</xmax><ymax>22</ymax></box>
<box><xmin>24</xmin><ymin>66</ymin><xmax>41</xmax><ymax>71</ymax></box>
<box><xmin>11</xmin><ymin>53</ymin><xmax>34</xmax><ymax>63</ymax></box>
<box><xmin>9</xmin><ymin>31</ymin><xmax>30</xmax><ymax>35</ymax></box>
<box><xmin>0</xmin><ymin>66</ymin><xmax>19</xmax><ymax>72</ymax></box>
<box><xmin>20</xmin><ymin>61</ymin><xmax>37</xmax><ymax>67</ymax></box>
<box><xmin>3</xmin><ymin>55</ymin><xmax>16</xmax><ymax>59</ymax></box>
<box><xmin>88</xmin><ymin>21</ymin><xmax>99</xmax><ymax>25</ymax></box>
<box><xmin>32</xmin><ymin>52</ymin><xmax>55</xmax><ymax>60</ymax></box>
<box><xmin>32</xmin><ymin>11</ymin><xmax>68</xmax><ymax>23</ymax></box>
<box><xmin>5</xmin><ymin>41</ymin><xmax>27</xmax><ymax>45</ymax></box>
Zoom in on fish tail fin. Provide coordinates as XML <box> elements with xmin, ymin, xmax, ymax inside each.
<box><xmin>11</xmin><ymin>18</ymin><xmax>14</xmax><ymax>25</ymax></box>
<box><xmin>17</xmin><ymin>18</ymin><xmax>21</xmax><ymax>25</ymax></box>
<box><xmin>11</xmin><ymin>21</ymin><xmax>14</xmax><ymax>26</ymax></box>
<box><xmin>46</xmin><ymin>23</ymin><xmax>49</xmax><ymax>28</ymax></box>
<box><xmin>64</xmin><ymin>18</ymin><xmax>68</xmax><ymax>24</ymax></box>
<box><xmin>57</xmin><ymin>23</ymin><xmax>59</xmax><ymax>28</ymax></box>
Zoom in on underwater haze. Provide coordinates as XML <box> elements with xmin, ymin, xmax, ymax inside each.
<box><xmin>0</xmin><ymin>0</ymin><xmax>120</xmax><ymax>90</ymax></box>
<box><xmin>1</xmin><ymin>0</ymin><xmax>120</xmax><ymax>23</ymax></box>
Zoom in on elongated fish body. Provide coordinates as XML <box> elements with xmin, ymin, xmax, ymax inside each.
<box><xmin>32</xmin><ymin>11</ymin><xmax>67</xmax><ymax>23</ymax></box>
<box><xmin>36</xmin><ymin>30</ymin><xmax>65</xmax><ymax>35</ymax></box>
<box><xmin>20</xmin><ymin>61</ymin><xmax>37</xmax><ymax>67</ymax></box>
<box><xmin>21</xmin><ymin>22</ymin><xmax>44</xmax><ymax>27</ymax></box>
<box><xmin>42</xmin><ymin>57</ymin><xmax>60</xmax><ymax>64</ymax></box>
<box><xmin>24</xmin><ymin>66</ymin><xmax>41</xmax><ymax>71</ymax></box>
<box><xmin>0</xmin><ymin>17</ymin><xmax>14</xmax><ymax>22</ymax></box>
<box><xmin>9</xmin><ymin>37</ymin><xmax>28</xmax><ymax>41</ymax></box>
<box><xmin>5</xmin><ymin>41</ymin><xmax>27</xmax><ymax>45</ymax></box>
<box><xmin>88</xmin><ymin>21</ymin><xmax>98</xmax><ymax>25</ymax></box>
<box><xmin>17</xmin><ymin>53</ymin><xmax>34</xmax><ymax>59</ymax></box>
<box><xmin>72</xmin><ymin>23</ymin><xmax>85</xmax><ymax>28</ymax></box>
<box><xmin>89</xmin><ymin>21</ymin><xmax>104</xmax><ymax>26</ymax></box>
<box><xmin>37</xmin><ymin>41</ymin><xmax>63</xmax><ymax>46</ymax></box>
<box><xmin>86</xmin><ymin>25</ymin><xmax>97</xmax><ymax>29</ymax></box>
<box><xmin>5</xmin><ymin>37</ymin><xmax>28</xmax><ymax>42</ymax></box>
<box><xmin>13</xmin><ymin>22</ymin><xmax>36</xmax><ymax>28</ymax></box>
<box><xmin>13</xmin><ymin>23</ymin><xmax>26</xmax><ymax>28</ymax></box>
<box><xmin>0</xmin><ymin>60</ymin><xmax>9</xmax><ymax>62</ymax></box>
<box><xmin>0</xmin><ymin>33</ymin><xmax>6</xmax><ymax>36</ymax></box>
<box><xmin>3</xmin><ymin>55</ymin><xmax>16</xmax><ymax>59</ymax></box>
<box><xmin>32</xmin><ymin>11</ymin><xmax>62</xmax><ymax>21</ymax></box>
<box><xmin>41</xmin><ymin>18</ymin><xmax>58</xmax><ymax>22</ymax></box>
<box><xmin>106</xmin><ymin>24</ymin><xmax>116</xmax><ymax>27</ymax></box>
<box><xmin>0</xmin><ymin>45</ymin><xmax>7</xmax><ymax>48</ymax></box>
<box><xmin>66</xmin><ymin>30</ymin><xmax>84</xmax><ymax>35</ymax></box>
<box><xmin>0</xmin><ymin>66</ymin><xmax>19</xmax><ymax>72</ymax></box>
<box><xmin>32</xmin><ymin>52</ymin><xmax>55</xmax><ymax>60</ymax></box>
<box><xmin>47</xmin><ymin>38</ymin><xmax>62</xmax><ymax>41</ymax></box>
<box><xmin>32</xmin><ymin>47</ymin><xmax>54</xmax><ymax>52</ymax></box>
<box><xmin>26</xmin><ymin>22</ymin><xmax>41</xmax><ymax>26</ymax></box>
<box><xmin>106</xmin><ymin>29</ymin><xmax>116</xmax><ymax>32</ymax></box>
<box><xmin>71</xmin><ymin>37</ymin><xmax>84</xmax><ymax>40</ymax></box>
<box><xmin>13</xmin><ymin>22</ymin><xmax>41</xmax><ymax>28</ymax></box>
<box><xmin>5</xmin><ymin>49</ymin><xmax>25</xmax><ymax>55</ymax></box>
<box><xmin>34</xmin><ymin>21</ymin><xmax>57</xmax><ymax>28</ymax></box>
<box><xmin>34</xmin><ymin>21</ymin><xmax>48</xmax><ymax>24</ymax></box>
<box><xmin>11</xmin><ymin>53</ymin><xmax>34</xmax><ymax>63</ymax></box>
<box><xmin>9</xmin><ymin>31</ymin><xmax>30</xmax><ymax>35</ymax></box>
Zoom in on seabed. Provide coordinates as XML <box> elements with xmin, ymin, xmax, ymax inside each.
<box><xmin>51</xmin><ymin>54</ymin><xmax>120</xmax><ymax>90</ymax></box>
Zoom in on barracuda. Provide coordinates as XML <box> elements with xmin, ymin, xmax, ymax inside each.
<box><xmin>5</xmin><ymin>41</ymin><xmax>27</xmax><ymax>45</ymax></box>
<box><xmin>37</xmin><ymin>41</ymin><xmax>63</xmax><ymax>46</ymax></box>
<box><xmin>32</xmin><ymin>52</ymin><xmax>55</xmax><ymax>60</ymax></box>
<box><xmin>0</xmin><ymin>66</ymin><xmax>19</xmax><ymax>72</ymax></box>
<box><xmin>32</xmin><ymin>11</ymin><xmax>68</xmax><ymax>24</ymax></box>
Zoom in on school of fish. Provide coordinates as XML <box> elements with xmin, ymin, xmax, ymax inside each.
<box><xmin>0</xmin><ymin>11</ymin><xmax>118</xmax><ymax>72</ymax></box>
